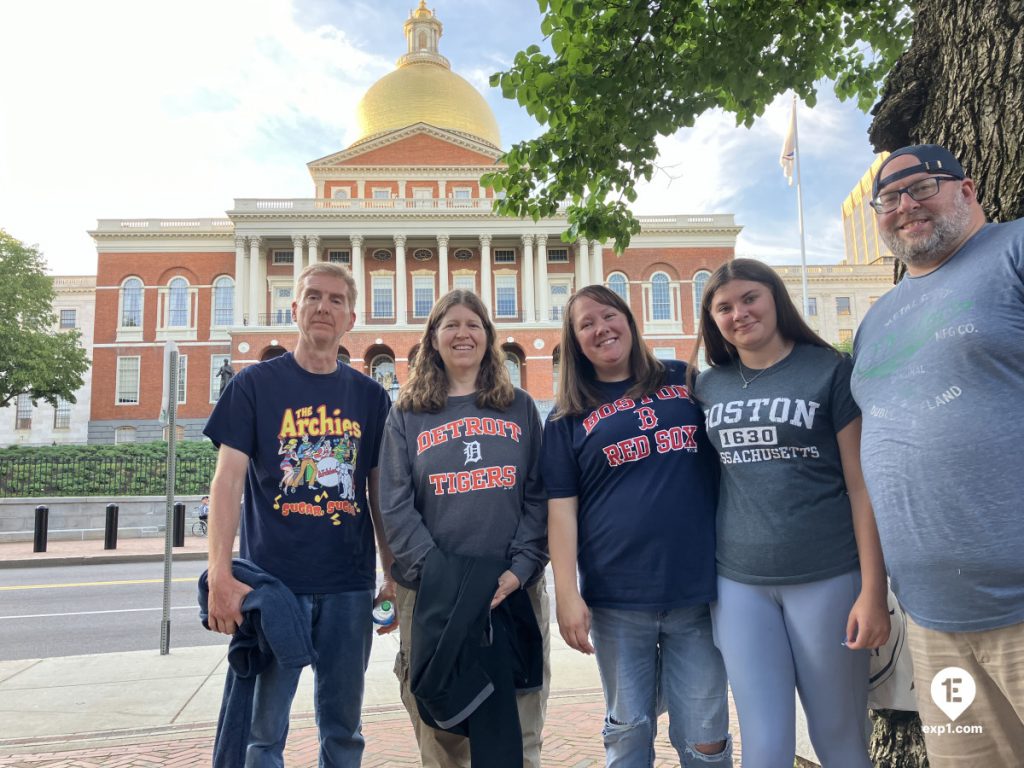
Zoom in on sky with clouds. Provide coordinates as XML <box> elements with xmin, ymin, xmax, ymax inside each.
<box><xmin>1</xmin><ymin>0</ymin><xmax>883</xmax><ymax>276</ymax></box>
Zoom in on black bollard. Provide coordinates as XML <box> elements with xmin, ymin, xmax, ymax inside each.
<box><xmin>173</xmin><ymin>502</ymin><xmax>185</xmax><ymax>548</ymax></box>
<box><xmin>104</xmin><ymin>503</ymin><xmax>119</xmax><ymax>550</ymax></box>
<box><xmin>33</xmin><ymin>505</ymin><xmax>49</xmax><ymax>553</ymax></box>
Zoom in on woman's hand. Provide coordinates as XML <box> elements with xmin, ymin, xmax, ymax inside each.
<box><xmin>556</xmin><ymin>590</ymin><xmax>595</xmax><ymax>655</ymax></box>
<box><xmin>490</xmin><ymin>570</ymin><xmax>521</xmax><ymax>609</ymax></box>
<box><xmin>845</xmin><ymin>588</ymin><xmax>891</xmax><ymax>650</ymax></box>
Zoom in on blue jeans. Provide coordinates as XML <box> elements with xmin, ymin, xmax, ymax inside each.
<box><xmin>246</xmin><ymin>589</ymin><xmax>374</xmax><ymax>768</ymax></box>
<box><xmin>589</xmin><ymin>604</ymin><xmax>732</xmax><ymax>768</ymax></box>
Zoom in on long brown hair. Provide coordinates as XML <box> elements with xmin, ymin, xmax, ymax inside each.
<box><xmin>396</xmin><ymin>289</ymin><xmax>514</xmax><ymax>413</ymax></box>
<box><xmin>554</xmin><ymin>285</ymin><xmax>666</xmax><ymax>418</ymax></box>
<box><xmin>687</xmin><ymin>258</ymin><xmax>836</xmax><ymax>388</ymax></box>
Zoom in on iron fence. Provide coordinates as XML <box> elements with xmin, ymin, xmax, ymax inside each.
<box><xmin>0</xmin><ymin>454</ymin><xmax>217</xmax><ymax>499</ymax></box>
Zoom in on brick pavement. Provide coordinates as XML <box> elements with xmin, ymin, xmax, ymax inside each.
<box><xmin>0</xmin><ymin>692</ymin><xmax>742</xmax><ymax>767</ymax></box>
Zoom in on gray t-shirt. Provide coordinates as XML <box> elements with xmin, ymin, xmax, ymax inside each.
<box><xmin>378</xmin><ymin>388</ymin><xmax>547</xmax><ymax>590</ymax></box>
<box><xmin>852</xmin><ymin>220</ymin><xmax>1024</xmax><ymax>632</ymax></box>
<box><xmin>696</xmin><ymin>344</ymin><xmax>861</xmax><ymax>585</ymax></box>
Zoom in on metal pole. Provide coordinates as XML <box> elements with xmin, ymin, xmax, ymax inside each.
<box><xmin>792</xmin><ymin>94</ymin><xmax>810</xmax><ymax>317</ymax></box>
<box><xmin>160</xmin><ymin>344</ymin><xmax>178</xmax><ymax>655</ymax></box>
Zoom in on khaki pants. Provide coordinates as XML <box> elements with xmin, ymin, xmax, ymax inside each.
<box><xmin>394</xmin><ymin>578</ymin><xmax>551</xmax><ymax>768</ymax></box>
<box><xmin>906</xmin><ymin>615</ymin><xmax>1024</xmax><ymax>767</ymax></box>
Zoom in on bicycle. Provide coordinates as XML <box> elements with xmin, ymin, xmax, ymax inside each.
<box><xmin>192</xmin><ymin>505</ymin><xmax>209</xmax><ymax>537</ymax></box>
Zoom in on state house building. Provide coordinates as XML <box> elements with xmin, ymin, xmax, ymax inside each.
<box><xmin>88</xmin><ymin>3</ymin><xmax>739</xmax><ymax>444</ymax></box>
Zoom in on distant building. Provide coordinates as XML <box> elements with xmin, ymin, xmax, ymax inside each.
<box><xmin>86</xmin><ymin>3</ymin><xmax>740</xmax><ymax>444</ymax></box>
<box><xmin>841</xmin><ymin>153</ymin><xmax>895</xmax><ymax>266</ymax></box>
<box><xmin>772</xmin><ymin>263</ymin><xmax>894</xmax><ymax>347</ymax></box>
<box><xmin>1</xmin><ymin>275</ymin><xmax>95</xmax><ymax>446</ymax></box>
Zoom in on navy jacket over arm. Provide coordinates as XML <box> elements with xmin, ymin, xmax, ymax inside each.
<box><xmin>198</xmin><ymin>559</ymin><xmax>315</xmax><ymax>768</ymax></box>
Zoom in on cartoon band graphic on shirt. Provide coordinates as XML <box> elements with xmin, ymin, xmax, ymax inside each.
<box><xmin>273</xmin><ymin>404</ymin><xmax>363</xmax><ymax>525</ymax></box>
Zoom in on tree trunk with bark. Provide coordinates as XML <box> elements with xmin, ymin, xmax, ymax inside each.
<box><xmin>870</xmin><ymin>709</ymin><xmax>930</xmax><ymax>767</ymax></box>
<box><xmin>870</xmin><ymin>0</ymin><xmax>1024</xmax><ymax>225</ymax></box>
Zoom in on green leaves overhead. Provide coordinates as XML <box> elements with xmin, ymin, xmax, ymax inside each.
<box><xmin>488</xmin><ymin>0</ymin><xmax>912</xmax><ymax>248</ymax></box>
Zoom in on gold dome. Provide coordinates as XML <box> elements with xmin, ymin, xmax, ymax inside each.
<box><xmin>352</xmin><ymin>4</ymin><xmax>501</xmax><ymax>149</ymax></box>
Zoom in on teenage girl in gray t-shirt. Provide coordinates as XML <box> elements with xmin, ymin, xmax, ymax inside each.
<box><xmin>689</xmin><ymin>259</ymin><xmax>890</xmax><ymax>768</ymax></box>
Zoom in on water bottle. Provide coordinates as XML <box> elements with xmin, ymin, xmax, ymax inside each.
<box><xmin>372</xmin><ymin>600</ymin><xmax>395</xmax><ymax>627</ymax></box>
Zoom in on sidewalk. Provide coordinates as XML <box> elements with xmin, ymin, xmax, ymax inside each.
<box><xmin>0</xmin><ymin>537</ymin><xmax>743</xmax><ymax>766</ymax></box>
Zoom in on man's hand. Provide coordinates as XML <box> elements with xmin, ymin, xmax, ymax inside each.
<box><xmin>206</xmin><ymin>572</ymin><xmax>253</xmax><ymax>635</ymax></box>
<box><xmin>556</xmin><ymin>590</ymin><xmax>595</xmax><ymax>654</ymax></box>
<box><xmin>374</xmin><ymin>578</ymin><xmax>399</xmax><ymax>635</ymax></box>
<box><xmin>490</xmin><ymin>570</ymin><xmax>521</xmax><ymax>609</ymax></box>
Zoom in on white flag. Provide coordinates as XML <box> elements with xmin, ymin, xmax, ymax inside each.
<box><xmin>779</xmin><ymin>97</ymin><xmax>797</xmax><ymax>186</ymax></box>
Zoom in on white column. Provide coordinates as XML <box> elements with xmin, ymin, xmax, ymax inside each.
<box><xmin>356</xmin><ymin>179</ymin><xmax>365</xmax><ymax>199</ymax></box>
<box><xmin>521</xmin><ymin>234</ymin><xmax>535</xmax><ymax>322</ymax></box>
<box><xmin>479</xmin><ymin>234</ymin><xmax>493</xmax><ymax>316</ymax></box>
<box><xmin>307</xmin><ymin>235</ymin><xmax>320</xmax><ymax>269</ymax></box>
<box><xmin>248</xmin><ymin>236</ymin><xmax>262</xmax><ymax>325</ymax></box>
<box><xmin>350</xmin><ymin>235</ymin><xmax>365</xmax><ymax>323</ymax></box>
<box><xmin>291</xmin><ymin>235</ymin><xmax>305</xmax><ymax>289</ymax></box>
<box><xmin>394</xmin><ymin>234</ymin><xmax>407</xmax><ymax>324</ymax></box>
<box><xmin>234</xmin><ymin>236</ymin><xmax>247</xmax><ymax>326</ymax></box>
<box><xmin>437</xmin><ymin>234</ymin><xmax>450</xmax><ymax>295</ymax></box>
<box><xmin>576</xmin><ymin>237</ymin><xmax>590</xmax><ymax>288</ymax></box>
<box><xmin>536</xmin><ymin>235</ymin><xmax>548</xmax><ymax>322</ymax></box>
<box><xmin>398</xmin><ymin>180</ymin><xmax>407</xmax><ymax>200</ymax></box>
<box><xmin>591</xmin><ymin>239</ymin><xmax>604</xmax><ymax>285</ymax></box>
<box><xmin>438</xmin><ymin>179</ymin><xmax>447</xmax><ymax>199</ymax></box>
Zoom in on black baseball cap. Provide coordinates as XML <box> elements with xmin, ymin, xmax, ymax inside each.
<box><xmin>873</xmin><ymin>145</ymin><xmax>966</xmax><ymax>198</ymax></box>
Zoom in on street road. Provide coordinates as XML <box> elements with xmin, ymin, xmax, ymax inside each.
<box><xmin>0</xmin><ymin>560</ymin><xmax>226</xmax><ymax>660</ymax></box>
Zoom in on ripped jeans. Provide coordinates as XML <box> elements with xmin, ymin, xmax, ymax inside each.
<box><xmin>590</xmin><ymin>604</ymin><xmax>732</xmax><ymax>768</ymax></box>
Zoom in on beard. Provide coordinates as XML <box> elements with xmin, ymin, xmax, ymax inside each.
<box><xmin>880</xmin><ymin>191</ymin><xmax>973</xmax><ymax>268</ymax></box>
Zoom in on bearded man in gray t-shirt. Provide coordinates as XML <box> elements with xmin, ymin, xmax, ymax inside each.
<box><xmin>851</xmin><ymin>144</ymin><xmax>1024</xmax><ymax>767</ymax></box>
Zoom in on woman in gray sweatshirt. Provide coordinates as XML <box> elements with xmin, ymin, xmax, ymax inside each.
<box><xmin>379</xmin><ymin>289</ymin><xmax>549</xmax><ymax>768</ymax></box>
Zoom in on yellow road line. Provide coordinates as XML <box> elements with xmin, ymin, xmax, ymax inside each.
<box><xmin>0</xmin><ymin>577</ymin><xmax>195</xmax><ymax>591</ymax></box>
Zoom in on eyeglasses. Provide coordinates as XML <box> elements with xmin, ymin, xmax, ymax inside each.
<box><xmin>870</xmin><ymin>176</ymin><xmax>959</xmax><ymax>214</ymax></box>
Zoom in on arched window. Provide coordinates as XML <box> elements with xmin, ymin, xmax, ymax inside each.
<box><xmin>121</xmin><ymin>278</ymin><xmax>143</xmax><ymax>327</ymax></box>
<box><xmin>370</xmin><ymin>355</ymin><xmax>396</xmax><ymax>391</ymax></box>
<box><xmin>692</xmin><ymin>270</ymin><xmax>711</xmax><ymax>317</ymax></box>
<box><xmin>213</xmin><ymin>276</ymin><xmax>234</xmax><ymax>326</ymax></box>
<box><xmin>607</xmin><ymin>273</ymin><xmax>628</xmax><ymax>303</ymax></box>
<box><xmin>114</xmin><ymin>425</ymin><xmax>137</xmax><ymax>444</ymax></box>
<box><xmin>168</xmin><ymin>277</ymin><xmax>189</xmax><ymax>327</ymax></box>
<box><xmin>503</xmin><ymin>349</ymin><xmax>522</xmax><ymax>388</ymax></box>
<box><xmin>651</xmin><ymin>273</ymin><xmax>671</xmax><ymax>321</ymax></box>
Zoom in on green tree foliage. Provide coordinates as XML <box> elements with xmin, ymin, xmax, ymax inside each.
<box><xmin>484</xmin><ymin>0</ymin><xmax>912</xmax><ymax>248</ymax></box>
<box><xmin>0</xmin><ymin>229</ymin><xmax>90</xmax><ymax>408</ymax></box>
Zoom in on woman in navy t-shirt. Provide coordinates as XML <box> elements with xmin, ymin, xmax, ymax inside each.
<box><xmin>542</xmin><ymin>285</ymin><xmax>732</xmax><ymax>767</ymax></box>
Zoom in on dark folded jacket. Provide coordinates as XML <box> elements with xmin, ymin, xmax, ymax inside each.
<box><xmin>198</xmin><ymin>559</ymin><xmax>315</xmax><ymax>768</ymax></box>
<box><xmin>410</xmin><ymin>548</ymin><xmax>543</xmax><ymax>768</ymax></box>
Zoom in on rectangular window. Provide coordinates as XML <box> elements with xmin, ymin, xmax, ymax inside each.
<box><xmin>210</xmin><ymin>355</ymin><xmax>232</xmax><ymax>402</ymax></box>
<box><xmin>836</xmin><ymin>296</ymin><xmax>852</xmax><ymax>316</ymax></box>
<box><xmin>493</xmin><ymin>249</ymin><xmax>516</xmax><ymax>264</ymax></box>
<box><xmin>838</xmin><ymin>329</ymin><xmax>854</xmax><ymax>345</ymax></box>
<box><xmin>116</xmin><ymin>357</ymin><xmax>141</xmax><ymax>405</ymax></box>
<box><xmin>807</xmin><ymin>297</ymin><xmax>818</xmax><ymax>316</ymax></box>
<box><xmin>495</xmin><ymin>275</ymin><xmax>518</xmax><ymax>318</ymax></box>
<box><xmin>372</xmin><ymin>188</ymin><xmax>392</xmax><ymax>199</ymax></box>
<box><xmin>272</xmin><ymin>250</ymin><xmax>294</xmax><ymax>265</ymax></box>
<box><xmin>176</xmin><ymin>355</ymin><xmax>188</xmax><ymax>404</ymax></box>
<box><xmin>547</xmin><ymin>248</ymin><xmax>569</xmax><ymax>263</ymax></box>
<box><xmin>412</xmin><ymin>276</ymin><xmax>435</xmax><ymax>318</ymax></box>
<box><xmin>453</xmin><ymin>274</ymin><xmax>475</xmax><ymax>293</ymax></box>
<box><xmin>412</xmin><ymin>187</ymin><xmax>433</xmax><ymax>208</ymax></box>
<box><xmin>53</xmin><ymin>397</ymin><xmax>72</xmax><ymax>429</ymax></box>
<box><xmin>59</xmin><ymin>309</ymin><xmax>77</xmax><ymax>329</ymax></box>
<box><xmin>652</xmin><ymin>347</ymin><xmax>676</xmax><ymax>360</ymax></box>
<box><xmin>15</xmin><ymin>393</ymin><xmax>32</xmax><ymax>430</ymax></box>
<box><xmin>328</xmin><ymin>250</ymin><xmax>351</xmax><ymax>264</ymax></box>
<box><xmin>372</xmin><ymin>276</ymin><xmax>394</xmax><ymax>318</ymax></box>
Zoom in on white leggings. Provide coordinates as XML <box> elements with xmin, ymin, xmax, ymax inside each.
<box><xmin>711</xmin><ymin>571</ymin><xmax>871</xmax><ymax>768</ymax></box>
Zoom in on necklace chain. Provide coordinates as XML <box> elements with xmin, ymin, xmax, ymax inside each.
<box><xmin>737</xmin><ymin>350</ymin><xmax>789</xmax><ymax>389</ymax></box>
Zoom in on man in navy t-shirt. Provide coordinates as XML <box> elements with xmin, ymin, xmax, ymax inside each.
<box><xmin>204</xmin><ymin>263</ymin><xmax>394</xmax><ymax>767</ymax></box>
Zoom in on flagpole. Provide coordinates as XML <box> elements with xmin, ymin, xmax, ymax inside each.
<box><xmin>791</xmin><ymin>94</ymin><xmax>809</xmax><ymax>317</ymax></box>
